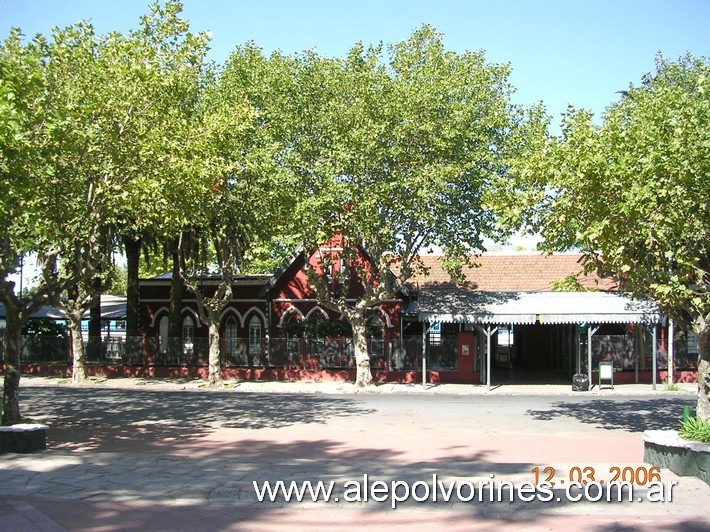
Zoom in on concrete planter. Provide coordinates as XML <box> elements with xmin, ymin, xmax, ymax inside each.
<box><xmin>0</xmin><ymin>423</ymin><xmax>48</xmax><ymax>454</ymax></box>
<box><xmin>644</xmin><ymin>430</ymin><xmax>710</xmax><ymax>485</ymax></box>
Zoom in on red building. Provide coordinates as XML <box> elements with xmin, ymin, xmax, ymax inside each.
<box><xmin>3</xmin><ymin>250</ymin><xmax>698</xmax><ymax>385</ymax></box>
<box><xmin>136</xmin><ymin>251</ymin><xmax>699</xmax><ymax>386</ymax></box>
<box><xmin>139</xmin><ymin>244</ymin><xmax>406</xmax><ymax>382</ymax></box>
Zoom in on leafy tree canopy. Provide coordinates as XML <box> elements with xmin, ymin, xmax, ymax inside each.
<box><xmin>526</xmin><ymin>54</ymin><xmax>708</xmax><ymax>326</ymax></box>
<box><xmin>269</xmin><ymin>25</ymin><xmax>545</xmax><ymax>385</ymax></box>
<box><xmin>518</xmin><ymin>53</ymin><xmax>709</xmax><ymax>419</ymax></box>
<box><xmin>283</xmin><ymin>25</ymin><xmax>545</xmax><ymax>289</ymax></box>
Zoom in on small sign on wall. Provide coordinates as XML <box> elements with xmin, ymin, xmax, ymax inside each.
<box><xmin>462</xmin><ymin>344</ymin><xmax>470</xmax><ymax>356</ymax></box>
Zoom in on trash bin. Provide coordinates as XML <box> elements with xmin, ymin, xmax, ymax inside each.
<box><xmin>572</xmin><ymin>373</ymin><xmax>589</xmax><ymax>392</ymax></box>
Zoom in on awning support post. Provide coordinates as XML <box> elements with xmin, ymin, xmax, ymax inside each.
<box><xmin>668</xmin><ymin>319</ymin><xmax>674</xmax><ymax>386</ymax></box>
<box><xmin>652</xmin><ymin>324</ymin><xmax>657</xmax><ymax>390</ymax></box>
<box><xmin>422</xmin><ymin>323</ymin><xmax>427</xmax><ymax>389</ymax></box>
<box><xmin>576</xmin><ymin>326</ymin><xmax>582</xmax><ymax>375</ymax></box>
<box><xmin>485</xmin><ymin>325</ymin><xmax>498</xmax><ymax>392</ymax></box>
<box><xmin>634</xmin><ymin>324</ymin><xmax>640</xmax><ymax>384</ymax></box>
<box><xmin>487</xmin><ymin>326</ymin><xmax>492</xmax><ymax>392</ymax></box>
<box><xmin>587</xmin><ymin>325</ymin><xmax>599</xmax><ymax>389</ymax></box>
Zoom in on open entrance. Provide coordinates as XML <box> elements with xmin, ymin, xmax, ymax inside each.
<box><xmin>416</xmin><ymin>290</ymin><xmax>663</xmax><ymax>388</ymax></box>
<box><xmin>490</xmin><ymin>324</ymin><xmax>580</xmax><ymax>385</ymax></box>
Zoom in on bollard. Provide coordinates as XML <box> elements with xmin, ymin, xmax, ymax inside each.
<box><xmin>682</xmin><ymin>405</ymin><xmax>691</xmax><ymax>423</ymax></box>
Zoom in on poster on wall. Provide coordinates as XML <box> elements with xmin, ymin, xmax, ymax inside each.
<box><xmin>592</xmin><ymin>335</ymin><xmax>636</xmax><ymax>369</ymax></box>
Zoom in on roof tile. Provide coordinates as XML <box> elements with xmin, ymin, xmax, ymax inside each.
<box><xmin>407</xmin><ymin>253</ymin><xmax>616</xmax><ymax>291</ymax></box>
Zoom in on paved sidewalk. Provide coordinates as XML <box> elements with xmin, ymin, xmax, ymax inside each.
<box><xmin>2</xmin><ymin>450</ymin><xmax>709</xmax><ymax>530</ymax></box>
<box><xmin>0</xmin><ymin>377</ymin><xmax>706</xmax><ymax>531</ymax></box>
<box><xmin>15</xmin><ymin>374</ymin><xmax>699</xmax><ymax>396</ymax></box>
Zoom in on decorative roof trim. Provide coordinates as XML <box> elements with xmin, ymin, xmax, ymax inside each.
<box><xmin>416</xmin><ymin>290</ymin><xmax>661</xmax><ymax>325</ymax></box>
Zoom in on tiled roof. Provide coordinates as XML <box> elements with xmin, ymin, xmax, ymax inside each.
<box><xmin>406</xmin><ymin>253</ymin><xmax>616</xmax><ymax>292</ymax></box>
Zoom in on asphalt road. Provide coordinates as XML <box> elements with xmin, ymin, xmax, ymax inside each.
<box><xmin>19</xmin><ymin>385</ymin><xmax>694</xmax><ymax>433</ymax></box>
<box><xmin>14</xmin><ymin>385</ymin><xmax>695</xmax><ymax>461</ymax></box>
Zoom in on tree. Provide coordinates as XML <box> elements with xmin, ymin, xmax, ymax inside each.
<box><xmin>523</xmin><ymin>54</ymin><xmax>709</xmax><ymax>419</ymax></box>
<box><xmin>4</xmin><ymin>1</ymin><xmax>204</xmax><ymax>386</ymax></box>
<box><xmin>0</xmin><ymin>29</ymin><xmax>76</xmax><ymax>422</ymax></box>
<box><xmin>283</xmin><ymin>26</ymin><xmax>538</xmax><ymax>387</ymax></box>
<box><xmin>35</xmin><ymin>22</ymin><xmax>114</xmax><ymax>384</ymax></box>
<box><xmin>1</xmin><ymin>1</ymin><xmax>214</xmax><ymax>399</ymax></box>
<box><xmin>38</xmin><ymin>2</ymin><xmax>212</xmax><ymax>383</ymax></box>
<box><xmin>88</xmin><ymin>1</ymin><xmax>212</xmax><ymax>357</ymax></box>
<box><xmin>177</xmin><ymin>43</ymin><xmax>296</xmax><ymax>386</ymax></box>
<box><xmin>0</xmin><ymin>21</ymin><xmax>115</xmax><ymax>389</ymax></box>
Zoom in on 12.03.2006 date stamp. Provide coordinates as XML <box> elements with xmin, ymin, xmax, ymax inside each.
<box><xmin>532</xmin><ymin>465</ymin><xmax>663</xmax><ymax>487</ymax></box>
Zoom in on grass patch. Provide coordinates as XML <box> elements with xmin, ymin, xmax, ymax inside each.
<box><xmin>665</xmin><ymin>382</ymin><xmax>680</xmax><ymax>392</ymax></box>
<box><xmin>680</xmin><ymin>417</ymin><xmax>710</xmax><ymax>443</ymax></box>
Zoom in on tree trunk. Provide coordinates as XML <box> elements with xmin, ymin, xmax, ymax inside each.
<box><xmin>124</xmin><ymin>236</ymin><xmax>141</xmax><ymax>337</ymax></box>
<box><xmin>696</xmin><ymin>314</ymin><xmax>710</xmax><ymax>422</ymax></box>
<box><xmin>88</xmin><ymin>288</ymin><xmax>102</xmax><ymax>362</ymax></box>
<box><xmin>351</xmin><ymin>318</ymin><xmax>374</xmax><ymax>387</ymax></box>
<box><xmin>67</xmin><ymin>309</ymin><xmax>87</xmax><ymax>384</ymax></box>
<box><xmin>168</xmin><ymin>241</ymin><xmax>184</xmax><ymax>360</ymax></box>
<box><xmin>124</xmin><ymin>235</ymin><xmax>142</xmax><ymax>360</ymax></box>
<box><xmin>207</xmin><ymin>319</ymin><xmax>222</xmax><ymax>387</ymax></box>
<box><xmin>2</xmin><ymin>308</ymin><xmax>23</xmax><ymax>425</ymax></box>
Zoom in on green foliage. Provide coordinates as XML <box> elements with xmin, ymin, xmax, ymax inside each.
<box><xmin>278</xmin><ymin>26</ymin><xmax>540</xmax><ymax>306</ymax></box>
<box><xmin>93</xmin><ymin>0</ymin><xmax>213</xmax><ymax>242</ymax></box>
<box><xmin>241</xmin><ymin>234</ymin><xmax>303</xmax><ymax>275</ymax></box>
<box><xmin>0</xmin><ymin>28</ymin><xmax>56</xmax><ymax>283</ymax></box>
<box><xmin>21</xmin><ymin>319</ymin><xmax>67</xmax><ymax>336</ymax></box>
<box><xmin>524</xmin><ymin>54</ymin><xmax>709</xmax><ymax>328</ymax></box>
<box><xmin>104</xmin><ymin>263</ymin><xmax>128</xmax><ymax>295</ymax></box>
<box><xmin>679</xmin><ymin>416</ymin><xmax>710</xmax><ymax>443</ymax></box>
<box><xmin>550</xmin><ymin>274</ymin><xmax>591</xmax><ymax>292</ymax></box>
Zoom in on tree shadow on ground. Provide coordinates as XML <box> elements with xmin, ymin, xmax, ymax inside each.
<box><xmin>3</xmin><ymin>388</ymin><xmax>706</xmax><ymax>528</ymax></box>
<box><xmin>526</xmin><ymin>397</ymin><xmax>695</xmax><ymax>432</ymax></box>
<box><xmin>18</xmin><ymin>497</ymin><xmax>710</xmax><ymax>532</ymax></box>
<box><xmin>11</xmin><ymin>386</ymin><xmax>379</xmax><ymax>454</ymax></box>
<box><xmin>1</xmin><ymin>438</ymin><xmax>705</xmax><ymax>531</ymax></box>
<box><xmin>18</xmin><ymin>386</ymin><xmax>374</xmax><ymax>430</ymax></box>
<box><xmin>0</xmin><ymin>441</ymin><xmax>529</xmax><ymax>504</ymax></box>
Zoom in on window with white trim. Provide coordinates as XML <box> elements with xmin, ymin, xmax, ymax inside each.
<box><xmin>369</xmin><ymin>314</ymin><xmax>384</xmax><ymax>358</ymax></box>
<box><xmin>159</xmin><ymin>315</ymin><xmax>169</xmax><ymax>354</ymax></box>
<box><xmin>224</xmin><ymin>315</ymin><xmax>238</xmax><ymax>361</ymax></box>
<box><xmin>286</xmin><ymin>315</ymin><xmax>300</xmax><ymax>359</ymax></box>
<box><xmin>248</xmin><ymin>315</ymin><xmax>262</xmax><ymax>358</ymax></box>
<box><xmin>182</xmin><ymin>315</ymin><xmax>195</xmax><ymax>355</ymax></box>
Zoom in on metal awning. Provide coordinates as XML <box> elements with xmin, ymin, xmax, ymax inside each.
<box><xmin>86</xmin><ymin>295</ymin><xmax>127</xmax><ymax>320</ymax></box>
<box><xmin>0</xmin><ymin>295</ymin><xmax>126</xmax><ymax>321</ymax></box>
<box><xmin>413</xmin><ymin>289</ymin><xmax>660</xmax><ymax>325</ymax></box>
<box><xmin>0</xmin><ymin>304</ymin><xmax>66</xmax><ymax>321</ymax></box>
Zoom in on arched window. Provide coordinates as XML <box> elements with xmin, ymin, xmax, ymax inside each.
<box><xmin>369</xmin><ymin>314</ymin><xmax>384</xmax><ymax>358</ymax></box>
<box><xmin>248</xmin><ymin>315</ymin><xmax>262</xmax><ymax>362</ymax></box>
<box><xmin>224</xmin><ymin>315</ymin><xmax>239</xmax><ymax>364</ymax></box>
<box><xmin>309</xmin><ymin>314</ymin><xmax>326</xmax><ymax>360</ymax></box>
<box><xmin>158</xmin><ymin>315</ymin><xmax>169</xmax><ymax>354</ymax></box>
<box><xmin>286</xmin><ymin>315</ymin><xmax>300</xmax><ymax>360</ymax></box>
<box><xmin>182</xmin><ymin>315</ymin><xmax>195</xmax><ymax>356</ymax></box>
